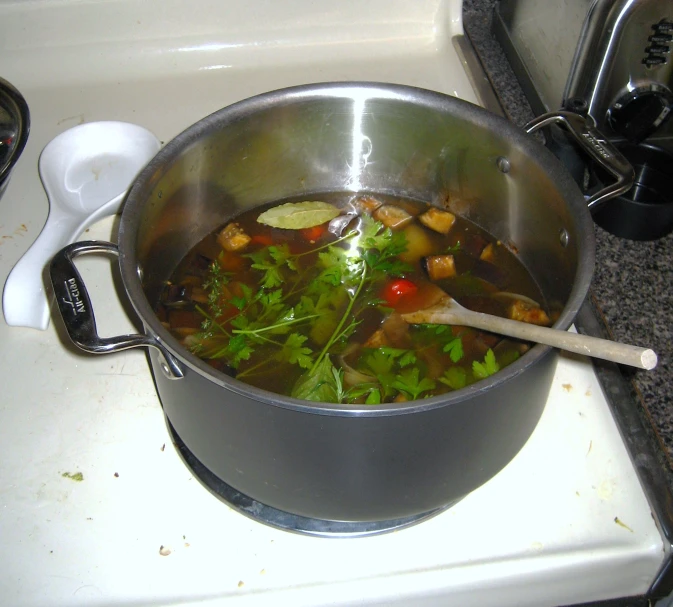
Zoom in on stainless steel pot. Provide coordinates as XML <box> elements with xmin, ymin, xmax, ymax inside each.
<box><xmin>49</xmin><ymin>83</ymin><xmax>632</xmax><ymax>524</ymax></box>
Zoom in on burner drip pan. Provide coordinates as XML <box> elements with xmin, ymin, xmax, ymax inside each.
<box><xmin>168</xmin><ymin>420</ymin><xmax>454</xmax><ymax>538</ymax></box>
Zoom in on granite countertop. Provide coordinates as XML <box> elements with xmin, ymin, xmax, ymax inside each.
<box><xmin>462</xmin><ymin>1</ymin><xmax>673</xmax><ymax>476</ymax></box>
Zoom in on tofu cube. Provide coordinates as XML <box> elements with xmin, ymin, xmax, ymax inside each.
<box><xmin>480</xmin><ymin>243</ymin><xmax>495</xmax><ymax>262</ymax></box>
<box><xmin>508</xmin><ymin>300</ymin><xmax>551</xmax><ymax>326</ymax></box>
<box><xmin>354</xmin><ymin>195</ymin><xmax>384</xmax><ymax>214</ymax></box>
<box><xmin>423</xmin><ymin>255</ymin><xmax>457</xmax><ymax>281</ymax></box>
<box><xmin>373</xmin><ymin>205</ymin><xmax>413</xmax><ymax>230</ymax></box>
<box><xmin>418</xmin><ymin>207</ymin><xmax>456</xmax><ymax>234</ymax></box>
<box><xmin>217</xmin><ymin>223</ymin><xmax>251</xmax><ymax>252</ymax></box>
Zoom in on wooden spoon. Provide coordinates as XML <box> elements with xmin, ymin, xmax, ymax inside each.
<box><xmin>401</xmin><ymin>296</ymin><xmax>657</xmax><ymax>370</ymax></box>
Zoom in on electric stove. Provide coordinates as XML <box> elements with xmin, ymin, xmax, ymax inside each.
<box><xmin>0</xmin><ymin>1</ymin><xmax>671</xmax><ymax>605</ymax></box>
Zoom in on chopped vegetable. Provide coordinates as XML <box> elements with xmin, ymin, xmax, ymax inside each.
<box><xmin>373</xmin><ymin>204</ymin><xmax>414</xmax><ymax>230</ymax></box>
<box><xmin>422</xmin><ymin>255</ymin><xmax>457</xmax><ymax>281</ymax></box>
<box><xmin>299</xmin><ymin>223</ymin><xmax>327</xmax><ymax>242</ymax></box>
<box><xmin>381</xmin><ymin>279</ymin><xmax>418</xmax><ymax>307</ymax></box>
<box><xmin>251</xmin><ymin>234</ymin><xmax>274</xmax><ymax>247</ymax></box>
<box><xmin>492</xmin><ymin>291</ymin><xmax>540</xmax><ymax>308</ymax></box>
<box><xmin>218</xmin><ymin>250</ymin><xmax>245</xmax><ymax>271</ymax></box>
<box><xmin>508</xmin><ymin>300</ymin><xmax>551</xmax><ymax>326</ymax></box>
<box><xmin>379</xmin><ymin>312</ymin><xmax>412</xmax><ymax>347</ymax></box>
<box><xmin>364</xmin><ymin>328</ymin><xmax>390</xmax><ymax>349</ymax></box>
<box><xmin>354</xmin><ymin>195</ymin><xmax>384</xmax><ymax>214</ymax></box>
<box><xmin>217</xmin><ymin>223</ymin><xmax>252</xmax><ymax>252</ymax></box>
<box><xmin>480</xmin><ymin>242</ymin><xmax>495</xmax><ymax>262</ymax></box>
<box><xmin>418</xmin><ymin>207</ymin><xmax>456</xmax><ymax>234</ymax></box>
<box><xmin>398</xmin><ymin>223</ymin><xmax>435</xmax><ymax>263</ymax></box>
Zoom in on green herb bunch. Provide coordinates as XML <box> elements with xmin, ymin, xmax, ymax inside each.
<box><xmin>190</xmin><ymin>213</ymin><xmax>510</xmax><ymax>404</ymax></box>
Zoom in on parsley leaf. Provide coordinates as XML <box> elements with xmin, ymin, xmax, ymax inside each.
<box><xmin>472</xmin><ymin>349</ymin><xmax>500</xmax><ymax>379</ymax></box>
<box><xmin>227</xmin><ymin>334</ymin><xmax>255</xmax><ymax>366</ymax></box>
<box><xmin>346</xmin><ymin>383</ymin><xmax>382</xmax><ymax>405</ymax></box>
<box><xmin>439</xmin><ymin>367</ymin><xmax>467</xmax><ymax>390</ymax></box>
<box><xmin>445</xmin><ymin>241</ymin><xmax>461</xmax><ymax>254</ymax></box>
<box><xmin>357</xmin><ymin>214</ymin><xmax>412</xmax><ymax>277</ymax></box>
<box><xmin>443</xmin><ymin>337</ymin><xmax>464</xmax><ymax>363</ymax></box>
<box><xmin>230</xmin><ymin>283</ymin><xmax>253</xmax><ymax>310</ymax></box>
<box><xmin>364</xmin><ymin>349</ymin><xmax>396</xmax><ymax>375</ymax></box>
<box><xmin>413</xmin><ymin>324</ymin><xmax>464</xmax><ymax>363</ymax></box>
<box><xmin>275</xmin><ymin>333</ymin><xmax>313</xmax><ymax>369</ymax></box>
<box><xmin>317</xmin><ymin>247</ymin><xmax>348</xmax><ymax>286</ymax></box>
<box><xmin>291</xmin><ymin>355</ymin><xmax>340</xmax><ymax>402</ymax></box>
<box><xmin>391</xmin><ymin>368</ymin><xmax>436</xmax><ymax>400</ymax></box>
<box><xmin>246</xmin><ymin>244</ymin><xmax>298</xmax><ymax>288</ymax></box>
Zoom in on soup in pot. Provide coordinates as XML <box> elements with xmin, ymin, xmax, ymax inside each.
<box><xmin>154</xmin><ymin>193</ymin><xmax>552</xmax><ymax>404</ymax></box>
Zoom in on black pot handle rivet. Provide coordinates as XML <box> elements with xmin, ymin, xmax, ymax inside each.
<box><xmin>49</xmin><ymin>240</ymin><xmax>184</xmax><ymax>379</ymax></box>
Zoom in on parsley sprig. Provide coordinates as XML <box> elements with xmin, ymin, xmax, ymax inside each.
<box><xmin>188</xmin><ymin>212</ymin><xmax>503</xmax><ymax>404</ymax></box>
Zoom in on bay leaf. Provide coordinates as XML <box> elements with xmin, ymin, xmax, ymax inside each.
<box><xmin>257</xmin><ymin>201</ymin><xmax>341</xmax><ymax>229</ymax></box>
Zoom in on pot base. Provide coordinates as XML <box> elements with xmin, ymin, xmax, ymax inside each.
<box><xmin>168</xmin><ymin>420</ymin><xmax>455</xmax><ymax>537</ymax></box>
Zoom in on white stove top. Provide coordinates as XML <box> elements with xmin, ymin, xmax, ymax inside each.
<box><xmin>0</xmin><ymin>1</ymin><xmax>666</xmax><ymax>605</ymax></box>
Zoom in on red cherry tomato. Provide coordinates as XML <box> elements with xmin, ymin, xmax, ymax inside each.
<box><xmin>381</xmin><ymin>279</ymin><xmax>418</xmax><ymax>307</ymax></box>
<box><xmin>299</xmin><ymin>224</ymin><xmax>327</xmax><ymax>242</ymax></box>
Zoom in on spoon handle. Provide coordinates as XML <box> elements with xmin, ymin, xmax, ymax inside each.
<box><xmin>408</xmin><ymin>307</ymin><xmax>657</xmax><ymax>370</ymax></box>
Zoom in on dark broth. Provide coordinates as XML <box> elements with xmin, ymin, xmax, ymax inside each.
<box><xmin>155</xmin><ymin>192</ymin><xmax>550</xmax><ymax>404</ymax></box>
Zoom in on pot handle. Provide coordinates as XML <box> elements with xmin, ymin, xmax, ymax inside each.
<box><xmin>524</xmin><ymin>110</ymin><xmax>635</xmax><ymax>210</ymax></box>
<box><xmin>49</xmin><ymin>240</ymin><xmax>184</xmax><ymax>379</ymax></box>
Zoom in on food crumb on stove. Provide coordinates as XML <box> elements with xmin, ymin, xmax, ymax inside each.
<box><xmin>576</xmin><ymin>491</ymin><xmax>580</xmax><ymax>496</ymax></box>
<box><xmin>585</xmin><ymin>389</ymin><xmax>592</xmax><ymax>396</ymax></box>
<box><xmin>114</xmin><ymin>472</ymin><xmax>119</xmax><ymax>478</ymax></box>
<box><xmin>238</xmin><ymin>581</ymin><xmax>245</xmax><ymax>588</ymax></box>
<box><xmin>159</xmin><ymin>545</ymin><xmax>172</xmax><ymax>556</ymax></box>
<box><xmin>562</xmin><ymin>383</ymin><xmax>573</xmax><ymax>392</ymax></box>
<box><xmin>161</xmin><ymin>443</ymin><xmax>166</xmax><ymax>452</ymax></box>
<box><xmin>62</xmin><ymin>471</ymin><xmax>84</xmax><ymax>482</ymax></box>
<box><xmin>260</xmin><ymin>569</ymin><xmax>266</xmax><ymax>575</ymax></box>
<box><xmin>614</xmin><ymin>517</ymin><xmax>634</xmax><ymax>532</ymax></box>
<box><xmin>586</xmin><ymin>440</ymin><xmax>593</xmax><ymax>455</ymax></box>
<box><xmin>86</xmin><ymin>517</ymin><xmax>93</xmax><ymax>521</ymax></box>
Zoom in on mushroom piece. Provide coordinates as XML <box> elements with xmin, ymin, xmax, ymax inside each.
<box><xmin>364</xmin><ymin>328</ymin><xmax>390</xmax><ymax>349</ymax></box>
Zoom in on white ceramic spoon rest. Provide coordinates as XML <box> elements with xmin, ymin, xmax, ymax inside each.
<box><xmin>2</xmin><ymin>121</ymin><xmax>161</xmax><ymax>330</ymax></box>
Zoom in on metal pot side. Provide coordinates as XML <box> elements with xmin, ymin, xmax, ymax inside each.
<box><xmin>110</xmin><ymin>83</ymin><xmax>596</xmax><ymax>521</ymax></box>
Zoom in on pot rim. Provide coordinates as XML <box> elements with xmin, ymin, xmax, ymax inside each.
<box><xmin>118</xmin><ymin>81</ymin><xmax>596</xmax><ymax>416</ymax></box>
